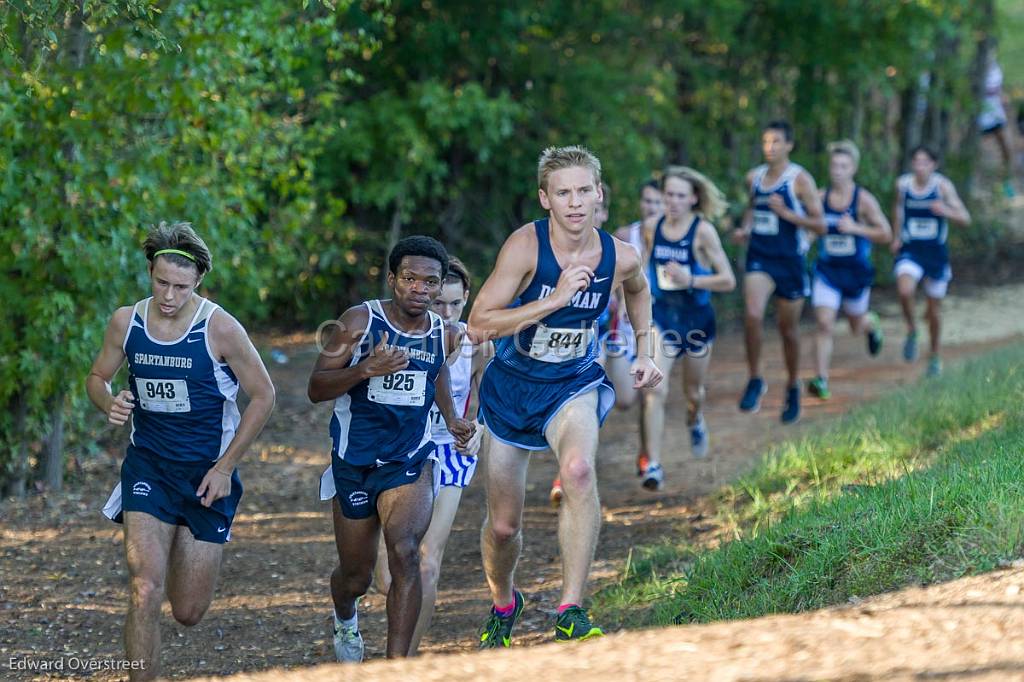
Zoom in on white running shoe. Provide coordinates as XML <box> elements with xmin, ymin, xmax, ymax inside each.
<box><xmin>333</xmin><ymin>616</ymin><xmax>364</xmax><ymax>663</ymax></box>
<box><xmin>641</xmin><ymin>462</ymin><xmax>664</xmax><ymax>491</ymax></box>
<box><xmin>690</xmin><ymin>417</ymin><xmax>709</xmax><ymax>459</ymax></box>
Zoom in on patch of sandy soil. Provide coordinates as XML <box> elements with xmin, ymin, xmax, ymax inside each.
<box><xmin>193</xmin><ymin>564</ymin><xmax>1024</xmax><ymax>682</ymax></box>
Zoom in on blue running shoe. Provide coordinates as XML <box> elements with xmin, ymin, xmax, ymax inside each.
<box><xmin>738</xmin><ymin>377</ymin><xmax>766</xmax><ymax>413</ymax></box>
<box><xmin>903</xmin><ymin>330</ymin><xmax>918</xmax><ymax>363</ymax></box>
<box><xmin>781</xmin><ymin>385</ymin><xmax>800</xmax><ymax>424</ymax></box>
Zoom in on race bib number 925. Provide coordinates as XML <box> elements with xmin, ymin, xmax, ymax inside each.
<box><xmin>368</xmin><ymin>371</ymin><xmax>427</xmax><ymax>406</ymax></box>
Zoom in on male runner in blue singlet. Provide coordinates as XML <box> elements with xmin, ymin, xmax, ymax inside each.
<box><xmin>309</xmin><ymin>236</ymin><xmax>474</xmax><ymax>661</ymax></box>
<box><xmin>890</xmin><ymin>146</ymin><xmax>971</xmax><ymax>376</ymax></box>
<box><xmin>807</xmin><ymin>140</ymin><xmax>892</xmax><ymax>399</ymax></box>
<box><xmin>733</xmin><ymin>121</ymin><xmax>826</xmax><ymax>424</ymax></box>
<box><xmin>468</xmin><ymin>145</ymin><xmax>663</xmax><ymax>647</ymax></box>
<box><xmin>88</xmin><ymin>222</ymin><xmax>276</xmax><ymax>681</ymax></box>
<box><xmin>372</xmin><ymin>257</ymin><xmax>487</xmax><ymax>653</ymax></box>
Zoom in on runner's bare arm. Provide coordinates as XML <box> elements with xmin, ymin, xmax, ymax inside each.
<box><xmin>616</xmin><ymin>243</ymin><xmax>653</xmax><ymax>359</ymax></box>
<box><xmin>307</xmin><ymin>306</ymin><xmax>408</xmax><ymax>403</ymax></box>
<box><xmin>732</xmin><ymin>170</ymin><xmax>757</xmax><ymax>244</ymax></box>
<box><xmin>693</xmin><ymin>221</ymin><xmax>736</xmax><ymax>292</ymax></box>
<box><xmin>86</xmin><ymin>306</ymin><xmax>134</xmax><ymax>426</ymax></box>
<box><xmin>938</xmin><ymin>178</ymin><xmax>971</xmax><ymax>226</ymax></box>
<box><xmin>207</xmin><ymin>311</ymin><xmax>276</xmax><ymax>475</ymax></box>
<box><xmin>850</xmin><ymin>189</ymin><xmax>893</xmax><ymax>244</ymax></box>
<box><xmin>468</xmin><ymin>226</ymin><xmax>589</xmax><ymax>341</ymax></box>
<box><xmin>891</xmin><ymin>179</ymin><xmax>905</xmax><ymax>253</ymax></box>
<box><xmin>436</xmin><ymin>322</ymin><xmax>474</xmax><ymax>447</ymax></box>
<box><xmin>792</xmin><ymin>171</ymin><xmax>828</xmax><ymax>234</ymax></box>
<box><xmin>465</xmin><ymin>339</ymin><xmax>493</xmax><ymax>421</ymax></box>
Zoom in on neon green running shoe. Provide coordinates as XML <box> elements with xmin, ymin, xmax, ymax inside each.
<box><xmin>554</xmin><ymin>606</ymin><xmax>604</xmax><ymax>642</ymax></box>
<box><xmin>479</xmin><ymin>590</ymin><xmax>524</xmax><ymax>649</ymax></box>
<box><xmin>806</xmin><ymin>376</ymin><xmax>830</xmax><ymax>400</ymax></box>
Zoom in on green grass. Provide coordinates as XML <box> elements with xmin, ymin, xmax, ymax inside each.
<box><xmin>594</xmin><ymin>342</ymin><xmax>1024</xmax><ymax>628</ymax></box>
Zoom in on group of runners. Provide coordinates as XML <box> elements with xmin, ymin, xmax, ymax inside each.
<box><xmin>86</xmin><ymin>126</ymin><xmax>970</xmax><ymax>678</ymax></box>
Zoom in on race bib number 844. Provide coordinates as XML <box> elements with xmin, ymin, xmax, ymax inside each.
<box><xmin>529</xmin><ymin>325</ymin><xmax>592</xmax><ymax>363</ymax></box>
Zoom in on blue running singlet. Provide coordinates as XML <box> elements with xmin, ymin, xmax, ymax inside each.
<box><xmin>815</xmin><ymin>185</ymin><xmax>874</xmax><ymax>297</ymax></box>
<box><xmin>330</xmin><ymin>300</ymin><xmax>446</xmax><ymax>466</ymax></box>
<box><xmin>492</xmin><ymin>219</ymin><xmax>615</xmax><ymax>381</ymax></box>
<box><xmin>749</xmin><ymin>163</ymin><xmax>810</xmax><ymax>260</ymax></box>
<box><xmin>124</xmin><ymin>297</ymin><xmax>240</xmax><ymax>465</ymax></box>
<box><xmin>896</xmin><ymin>173</ymin><xmax>950</xmax><ymax>280</ymax></box>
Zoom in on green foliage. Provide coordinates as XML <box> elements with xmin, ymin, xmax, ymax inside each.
<box><xmin>0</xmin><ymin>0</ymin><xmax>1004</xmax><ymax>491</ymax></box>
<box><xmin>594</xmin><ymin>342</ymin><xmax>1024</xmax><ymax>628</ymax></box>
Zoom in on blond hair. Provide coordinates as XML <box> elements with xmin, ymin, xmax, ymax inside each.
<box><xmin>143</xmin><ymin>221</ymin><xmax>213</xmax><ymax>277</ymax></box>
<box><xmin>537</xmin><ymin>145</ymin><xmax>602</xmax><ymax>192</ymax></box>
<box><xmin>827</xmin><ymin>139</ymin><xmax>861</xmax><ymax>167</ymax></box>
<box><xmin>661</xmin><ymin>166</ymin><xmax>728</xmax><ymax>220</ymax></box>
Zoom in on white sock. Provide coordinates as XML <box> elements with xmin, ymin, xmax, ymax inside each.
<box><xmin>334</xmin><ymin>609</ymin><xmax>358</xmax><ymax>632</ymax></box>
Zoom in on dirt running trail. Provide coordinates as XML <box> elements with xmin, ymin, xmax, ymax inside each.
<box><xmin>2</xmin><ymin>285</ymin><xmax>1023</xmax><ymax>680</ymax></box>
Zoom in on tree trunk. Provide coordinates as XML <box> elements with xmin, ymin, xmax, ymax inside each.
<box><xmin>4</xmin><ymin>390</ymin><xmax>30</xmax><ymax>498</ymax></box>
<box><xmin>961</xmin><ymin>0</ymin><xmax>996</xmax><ymax>194</ymax></box>
<box><xmin>43</xmin><ymin>391</ymin><xmax>66</xmax><ymax>492</ymax></box>
<box><xmin>381</xmin><ymin>194</ymin><xmax>405</xmax><ymax>295</ymax></box>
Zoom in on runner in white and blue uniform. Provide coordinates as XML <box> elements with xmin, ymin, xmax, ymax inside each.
<box><xmin>733</xmin><ymin>121</ymin><xmax>826</xmax><ymax>424</ymax></box>
<box><xmin>470</xmin><ymin>146</ymin><xmax>662</xmax><ymax>648</ymax></box>
<box><xmin>807</xmin><ymin>140</ymin><xmax>892</xmax><ymax>400</ymax></box>
<box><xmin>891</xmin><ymin>146</ymin><xmax>971</xmax><ymax>376</ymax></box>
<box><xmin>308</xmin><ymin>236</ymin><xmax>474</xmax><ymax>661</ymax></box>
<box><xmin>370</xmin><ymin>257</ymin><xmax>487</xmax><ymax>654</ymax></box>
<box><xmin>87</xmin><ymin>222</ymin><xmax>275</xmax><ymax>681</ymax></box>
<box><xmin>639</xmin><ymin>166</ymin><xmax>735</xmax><ymax>490</ymax></box>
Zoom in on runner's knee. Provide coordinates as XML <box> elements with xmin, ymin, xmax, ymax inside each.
<box><xmin>386</xmin><ymin>536</ymin><xmax>421</xmax><ymax>576</ymax></box>
<box><xmin>128</xmin><ymin>574</ymin><xmax>164</xmax><ymax>613</ymax></box>
<box><xmin>486</xmin><ymin>516</ymin><xmax>521</xmax><ymax>545</ymax></box>
<box><xmin>333</xmin><ymin>562</ymin><xmax>373</xmax><ymax>599</ymax></box>
<box><xmin>419</xmin><ymin>554</ymin><xmax>442</xmax><ymax>591</ymax></box>
<box><xmin>559</xmin><ymin>455</ymin><xmax>595</xmax><ymax>491</ymax></box>
<box><xmin>170</xmin><ymin>600</ymin><xmax>209</xmax><ymax>627</ymax></box>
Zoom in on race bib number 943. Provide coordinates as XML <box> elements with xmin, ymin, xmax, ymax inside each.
<box><xmin>368</xmin><ymin>371</ymin><xmax>427</xmax><ymax>406</ymax></box>
<box><xmin>135</xmin><ymin>378</ymin><xmax>191</xmax><ymax>413</ymax></box>
<box><xmin>529</xmin><ymin>325</ymin><xmax>592</xmax><ymax>363</ymax></box>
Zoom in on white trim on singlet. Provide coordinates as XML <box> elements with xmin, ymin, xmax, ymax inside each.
<box><xmin>368</xmin><ymin>299</ymin><xmax>443</xmax><ymax>340</ymax></box>
<box><xmin>139</xmin><ymin>296</ymin><xmax>208</xmax><ymax>346</ymax></box>
<box><xmin>899</xmin><ymin>172</ymin><xmax>943</xmax><ymax>199</ymax></box>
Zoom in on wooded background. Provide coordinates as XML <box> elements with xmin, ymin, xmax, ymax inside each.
<box><xmin>0</xmin><ymin>0</ymin><xmax>1013</xmax><ymax>496</ymax></box>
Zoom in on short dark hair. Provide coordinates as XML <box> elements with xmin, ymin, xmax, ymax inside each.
<box><xmin>640</xmin><ymin>179</ymin><xmax>659</xmax><ymax>196</ymax></box>
<box><xmin>388</xmin><ymin>235</ymin><xmax>448</xmax><ymax>280</ymax></box>
<box><xmin>444</xmin><ymin>256</ymin><xmax>471</xmax><ymax>292</ymax></box>
<box><xmin>910</xmin><ymin>144</ymin><xmax>939</xmax><ymax>163</ymax></box>
<box><xmin>144</xmin><ymin>221</ymin><xmax>213</xmax><ymax>277</ymax></box>
<box><xmin>764</xmin><ymin>120</ymin><xmax>794</xmax><ymax>142</ymax></box>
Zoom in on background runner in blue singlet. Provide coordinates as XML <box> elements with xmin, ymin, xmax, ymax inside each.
<box><xmin>732</xmin><ymin>120</ymin><xmax>827</xmax><ymax>424</ymax></box>
<box><xmin>468</xmin><ymin>145</ymin><xmax>663</xmax><ymax>648</ymax></box>
<box><xmin>372</xmin><ymin>257</ymin><xmax>488</xmax><ymax>654</ymax></box>
<box><xmin>890</xmin><ymin>146</ymin><xmax>971</xmax><ymax>377</ymax></box>
<box><xmin>86</xmin><ymin>222</ymin><xmax>275</xmax><ymax>682</ymax></box>
<box><xmin>807</xmin><ymin>140</ymin><xmax>892</xmax><ymax>400</ymax></box>
<box><xmin>308</xmin><ymin>236</ymin><xmax>475</xmax><ymax>661</ymax></box>
<box><xmin>639</xmin><ymin>166</ymin><xmax>735</xmax><ymax>489</ymax></box>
